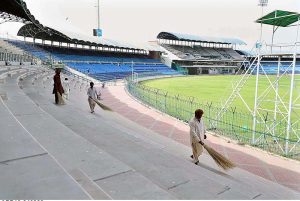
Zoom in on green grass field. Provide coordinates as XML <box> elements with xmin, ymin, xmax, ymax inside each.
<box><xmin>141</xmin><ymin>75</ymin><xmax>300</xmax><ymax>116</ymax></box>
<box><xmin>138</xmin><ymin>75</ymin><xmax>300</xmax><ymax>143</ymax></box>
<box><xmin>126</xmin><ymin>75</ymin><xmax>300</xmax><ymax>157</ymax></box>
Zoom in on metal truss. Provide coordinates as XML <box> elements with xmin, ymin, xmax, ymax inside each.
<box><xmin>0</xmin><ymin>12</ymin><xmax>27</xmax><ymax>24</ymax></box>
<box><xmin>217</xmin><ymin>50</ymin><xmax>300</xmax><ymax>156</ymax></box>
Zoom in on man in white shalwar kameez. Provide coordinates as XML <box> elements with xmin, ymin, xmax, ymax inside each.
<box><xmin>189</xmin><ymin>109</ymin><xmax>207</xmax><ymax>165</ymax></box>
<box><xmin>63</xmin><ymin>77</ymin><xmax>70</xmax><ymax>100</ymax></box>
<box><xmin>87</xmin><ymin>82</ymin><xmax>98</xmax><ymax>113</ymax></box>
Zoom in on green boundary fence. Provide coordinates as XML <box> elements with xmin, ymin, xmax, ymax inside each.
<box><xmin>126</xmin><ymin>76</ymin><xmax>300</xmax><ymax>160</ymax></box>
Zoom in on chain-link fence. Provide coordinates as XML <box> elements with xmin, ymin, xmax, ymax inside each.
<box><xmin>126</xmin><ymin>77</ymin><xmax>300</xmax><ymax>160</ymax></box>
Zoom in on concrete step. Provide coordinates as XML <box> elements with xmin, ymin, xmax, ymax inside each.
<box><xmin>16</xmin><ymin>67</ymin><xmax>300</xmax><ymax>199</ymax></box>
<box><xmin>0</xmin><ymin>82</ymin><xmax>91</xmax><ymax>199</ymax></box>
<box><xmin>1</xmin><ymin>69</ymin><xmax>175</xmax><ymax>199</ymax></box>
<box><xmin>20</xmin><ymin>70</ymin><xmax>275</xmax><ymax>199</ymax></box>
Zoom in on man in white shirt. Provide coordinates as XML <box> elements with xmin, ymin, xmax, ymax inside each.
<box><xmin>87</xmin><ymin>82</ymin><xmax>98</xmax><ymax>113</ymax></box>
<box><xmin>63</xmin><ymin>77</ymin><xmax>70</xmax><ymax>100</ymax></box>
<box><xmin>189</xmin><ymin>109</ymin><xmax>207</xmax><ymax>165</ymax></box>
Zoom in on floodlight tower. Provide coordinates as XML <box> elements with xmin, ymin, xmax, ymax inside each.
<box><xmin>97</xmin><ymin>0</ymin><xmax>100</xmax><ymax>30</ymax></box>
<box><xmin>93</xmin><ymin>0</ymin><xmax>102</xmax><ymax>37</ymax></box>
<box><xmin>258</xmin><ymin>0</ymin><xmax>268</xmax><ymax>45</ymax></box>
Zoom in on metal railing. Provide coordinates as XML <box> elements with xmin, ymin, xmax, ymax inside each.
<box><xmin>0</xmin><ymin>51</ymin><xmax>34</xmax><ymax>63</ymax></box>
<box><xmin>125</xmin><ymin>75</ymin><xmax>300</xmax><ymax>160</ymax></box>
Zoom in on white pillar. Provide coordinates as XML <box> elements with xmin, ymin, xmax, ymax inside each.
<box><xmin>285</xmin><ymin>53</ymin><xmax>297</xmax><ymax>155</ymax></box>
<box><xmin>252</xmin><ymin>54</ymin><xmax>261</xmax><ymax>144</ymax></box>
<box><xmin>273</xmin><ymin>56</ymin><xmax>281</xmax><ymax>136</ymax></box>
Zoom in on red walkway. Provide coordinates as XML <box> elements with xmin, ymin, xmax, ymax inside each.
<box><xmin>100</xmin><ymin>84</ymin><xmax>300</xmax><ymax>192</ymax></box>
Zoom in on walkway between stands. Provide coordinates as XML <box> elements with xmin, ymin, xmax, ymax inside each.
<box><xmin>101</xmin><ymin>83</ymin><xmax>300</xmax><ymax>192</ymax></box>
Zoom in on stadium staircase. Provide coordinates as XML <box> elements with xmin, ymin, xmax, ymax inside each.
<box><xmin>0</xmin><ymin>64</ymin><xmax>299</xmax><ymax>199</ymax></box>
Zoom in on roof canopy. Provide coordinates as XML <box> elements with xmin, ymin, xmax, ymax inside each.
<box><xmin>17</xmin><ymin>23</ymin><xmax>144</xmax><ymax>50</ymax></box>
<box><xmin>0</xmin><ymin>0</ymin><xmax>146</xmax><ymax>51</ymax></box>
<box><xmin>0</xmin><ymin>0</ymin><xmax>31</xmax><ymax>21</ymax></box>
<box><xmin>256</xmin><ymin>10</ymin><xmax>300</xmax><ymax>27</ymax></box>
<box><xmin>157</xmin><ymin>32</ymin><xmax>246</xmax><ymax>45</ymax></box>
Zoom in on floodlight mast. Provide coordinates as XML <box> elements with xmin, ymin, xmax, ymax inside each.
<box><xmin>94</xmin><ymin>0</ymin><xmax>100</xmax><ymax>30</ymax></box>
<box><xmin>97</xmin><ymin>0</ymin><xmax>100</xmax><ymax>29</ymax></box>
<box><xmin>258</xmin><ymin>0</ymin><xmax>268</xmax><ymax>45</ymax></box>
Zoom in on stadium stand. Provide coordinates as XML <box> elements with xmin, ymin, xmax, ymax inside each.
<box><xmin>8</xmin><ymin>40</ymin><xmax>50</xmax><ymax>61</ymax></box>
<box><xmin>1</xmin><ymin>0</ymin><xmax>300</xmax><ymax>199</ymax></box>
<box><xmin>158</xmin><ymin>32</ymin><xmax>244</xmax><ymax>61</ymax></box>
<box><xmin>0</xmin><ymin>63</ymin><xmax>298</xmax><ymax>199</ymax></box>
<box><xmin>6</xmin><ymin>40</ymin><xmax>181</xmax><ymax>81</ymax></box>
<box><xmin>250</xmin><ymin>61</ymin><xmax>300</xmax><ymax>75</ymax></box>
<box><xmin>65</xmin><ymin>63</ymin><xmax>179</xmax><ymax>81</ymax></box>
<box><xmin>1</xmin><ymin>0</ymin><xmax>181</xmax><ymax>81</ymax></box>
<box><xmin>0</xmin><ymin>39</ymin><xmax>33</xmax><ymax>65</ymax></box>
<box><xmin>157</xmin><ymin>32</ymin><xmax>245</xmax><ymax>75</ymax></box>
<box><xmin>161</xmin><ymin>43</ymin><xmax>243</xmax><ymax>61</ymax></box>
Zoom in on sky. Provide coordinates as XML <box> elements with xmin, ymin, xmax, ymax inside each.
<box><xmin>0</xmin><ymin>0</ymin><xmax>300</xmax><ymax>49</ymax></box>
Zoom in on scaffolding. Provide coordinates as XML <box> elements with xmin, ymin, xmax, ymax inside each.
<box><xmin>218</xmin><ymin>10</ymin><xmax>300</xmax><ymax>156</ymax></box>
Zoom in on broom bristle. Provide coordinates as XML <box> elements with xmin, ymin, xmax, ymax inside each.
<box><xmin>57</xmin><ymin>92</ymin><xmax>65</xmax><ymax>105</ymax></box>
<box><xmin>93</xmin><ymin>99</ymin><xmax>113</xmax><ymax>111</ymax></box>
<box><xmin>203</xmin><ymin>144</ymin><xmax>236</xmax><ymax>170</ymax></box>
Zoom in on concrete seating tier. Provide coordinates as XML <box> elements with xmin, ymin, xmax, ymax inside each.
<box><xmin>0</xmin><ymin>65</ymin><xmax>299</xmax><ymax>199</ymax></box>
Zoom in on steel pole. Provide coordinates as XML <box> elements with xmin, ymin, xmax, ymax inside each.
<box><xmin>252</xmin><ymin>54</ymin><xmax>260</xmax><ymax>144</ymax></box>
<box><xmin>271</xmin><ymin>26</ymin><xmax>275</xmax><ymax>54</ymax></box>
<box><xmin>259</xmin><ymin>6</ymin><xmax>264</xmax><ymax>45</ymax></box>
<box><xmin>131</xmin><ymin>61</ymin><xmax>134</xmax><ymax>81</ymax></box>
<box><xmin>97</xmin><ymin>0</ymin><xmax>100</xmax><ymax>29</ymax></box>
<box><xmin>285</xmin><ymin>53</ymin><xmax>296</xmax><ymax>155</ymax></box>
<box><xmin>295</xmin><ymin>17</ymin><xmax>300</xmax><ymax>52</ymax></box>
<box><xmin>273</xmin><ymin>56</ymin><xmax>281</xmax><ymax>137</ymax></box>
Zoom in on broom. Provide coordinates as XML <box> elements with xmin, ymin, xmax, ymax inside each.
<box><xmin>92</xmin><ymin>98</ymin><xmax>113</xmax><ymax>111</ymax></box>
<box><xmin>57</xmin><ymin>92</ymin><xmax>65</xmax><ymax>105</ymax></box>
<box><xmin>201</xmin><ymin>142</ymin><xmax>236</xmax><ymax>170</ymax></box>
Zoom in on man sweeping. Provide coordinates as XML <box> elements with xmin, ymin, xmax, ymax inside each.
<box><xmin>87</xmin><ymin>82</ymin><xmax>98</xmax><ymax>113</ymax></box>
<box><xmin>53</xmin><ymin>68</ymin><xmax>65</xmax><ymax>105</ymax></box>
<box><xmin>63</xmin><ymin>77</ymin><xmax>70</xmax><ymax>100</ymax></box>
<box><xmin>189</xmin><ymin>109</ymin><xmax>207</xmax><ymax>165</ymax></box>
<box><xmin>87</xmin><ymin>82</ymin><xmax>113</xmax><ymax>112</ymax></box>
<box><xmin>189</xmin><ymin>109</ymin><xmax>236</xmax><ymax>170</ymax></box>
